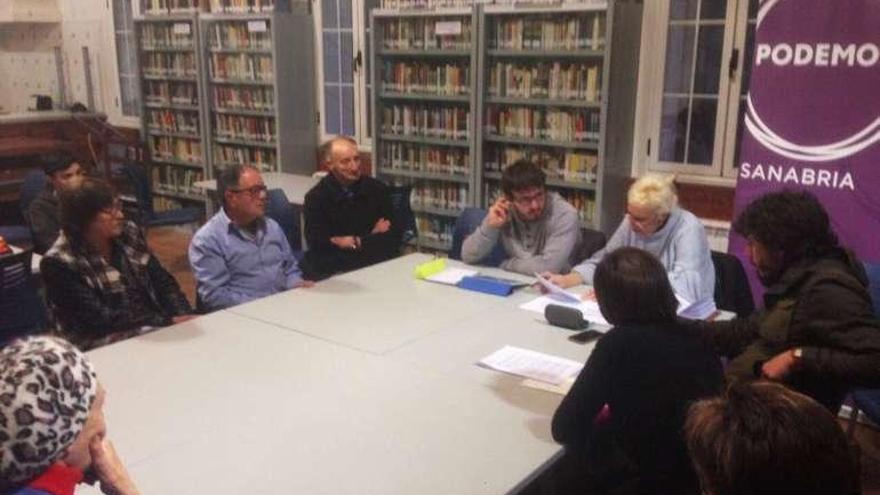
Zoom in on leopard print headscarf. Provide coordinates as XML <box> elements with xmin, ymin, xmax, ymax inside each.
<box><xmin>0</xmin><ymin>336</ymin><xmax>98</xmax><ymax>484</ymax></box>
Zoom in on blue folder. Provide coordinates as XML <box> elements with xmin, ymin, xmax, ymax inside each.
<box><xmin>456</xmin><ymin>275</ymin><xmax>527</xmax><ymax>297</ymax></box>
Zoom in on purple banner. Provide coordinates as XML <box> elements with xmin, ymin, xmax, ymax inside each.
<box><xmin>730</xmin><ymin>0</ymin><xmax>880</xmax><ymax>302</ymax></box>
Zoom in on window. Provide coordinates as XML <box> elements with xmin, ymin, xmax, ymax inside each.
<box><xmin>632</xmin><ymin>0</ymin><xmax>757</xmax><ymax>184</ymax></box>
<box><xmin>316</xmin><ymin>0</ymin><xmax>378</xmax><ymax>148</ymax></box>
<box><xmin>111</xmin><ymin>0</ymin><xmax>140</xmax><ymax>119</ymax></box>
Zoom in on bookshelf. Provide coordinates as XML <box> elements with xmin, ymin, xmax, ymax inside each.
<box><xmin>371</xmin><ymin>7</ymin><xmax>479</xmax><ymax>252</ymax></box>
<box><xmin>200</xmin><ymin>5</ymin><xmax>316</xmax><ymax>181</ymax></box>
<box><xmin>371</xmin><ymin>2</ymin><xmax>642</xmax><ymax>251</ymax></box>
<box><xmin>135</xmin><ymin>15</ymin><xmax>208</xmax><ymax>212</ymax></box>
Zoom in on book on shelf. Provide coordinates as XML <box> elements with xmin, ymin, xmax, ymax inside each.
<box><xmin>381</xmin><ymin>17</ymin><xmax>472</xmax><ymax>50</ymax></box>
<box><xmin>149</xmin><ymin>136</ymin><xmax>203</xmax><ymax>163</ymax></box>
<box><xmin>484</xmin><ymin>106</ymin><xmax>600</xmax><ymax>142</ymax></box>
<box><xmin>488</xmin><ymin>61</ymin><xmax>600</xmax><ymax>102</ymax></box>
<box><xmin>410</xmin><ymin>182</ymin><xmax>468</xmax><ymax>211</ymax></box>
<box><xmin>209</xmin><ymin>21</ymin><xmax>272</xmax><ymax>50</ymax></box>
<box><xmin>209</xmin><ymin>52</ymin><xmax>274</xmax><ymax>82</ymax></box>
<box><xmin>143</xmin><ymin>0</ymin><xmax>206</xmax><ymax>15</ymax></box>
<box><xmin>140</xmin><ymin>23</ymin><xmax>194</xmax><ymax>50</ymax></box>
<box><xmin>147</xmin><ymin>109</ymin><xmax>200</xmax><ymax>134</ymax></box>
<box><xmin>141</xmin><ymin>52</ymin><xmax>197</xmax><ymax>78</ymax></box>
<box><xmin>415</xmin><ymin>214</ymin><xmax>455</xmax><ymax>246</ymax></box>
<box><xmin>213</xmin><ymin>145</ymin><xmax>276</xmax><ymax>171</ymax></box>
<box><xmin>212</xmin><ymin>86</ymin><xmax>275</xmax><ymax>111</ymax></box>
<box><xmin>152</xmin><ymin>164</ymin><xmax>205</xmax><ymax>195</ymax></box>
<box><xmin>488</xmin><ymin>13</ymin><xmax>605</xmax><ymax>51</ymax></box>
<box><xmin>213</xmin><ymin>114</ymin><xmax>276</xmax><ymax>142</ymax></box>
<box><xmin>208</xmin><ymin>0</ymin><xmax>279</xmax><ymax>13</ymax></box>
<box><xmin>484</xmin><ymin>145</ymin><xmax>597</xmax><ymax>183</ymax></box>
<box><xmin>382</xmin><ymin>61</ymin><xmax>470</xmax><ymax>96</ymax></box>
<box><xmin>381</xmin><ymin>143</ymin><xmax>470</xmax><ymax>176</ymax></box>
<box><xmin>381</xmin><ymin>104</ymin><xmax>470</xmax><ymax>140</ymax></box>
<box><xmin>153</xmin><ymin>196</ymin><xmax>186</xmax><ymax>212</ymax></box>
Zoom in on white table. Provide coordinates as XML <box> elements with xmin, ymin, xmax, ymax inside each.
<box><xmin>80</xmin><ymin>311</ymin><xmax>566</xmax><ymax>495</ymax></box>
<box><xmin>194</xmin><ymin>172</ymin><xmax>320</xmax><ymax>205</ymax></box>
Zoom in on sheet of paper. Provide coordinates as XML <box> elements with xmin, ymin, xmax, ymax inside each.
<box><xmin>521</xmin><ymin>377</ymin><xmax>576</xmax><ymax>396</ymax></box>
<box><xmin>519</xmin><ymin>295</ymin><xmax>610</xmax><ymax>326</ymax></box>
<box><xmin>425</xmin><ymin>267</ymin><xmax>479</xmax><ymax>285</ymax></box>
<box><xmin>533</xmin><ymin>273</ymin><xmax>581</xmax><ymax>303</ymax></box>
<box><xmin>477</xmin><ymin>345</ymin><xmax>583</xmax><ymax>386</ymax></box>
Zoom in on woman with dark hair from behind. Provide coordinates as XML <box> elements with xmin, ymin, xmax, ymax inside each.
<box><xmin>41</xmin><ymin>178</ymin><xmax>195</xmax><ymax>349</ymax></box>
<box><xmin>551</xmin><ymin>247</ymin><xmax>723</xmax><ymax>495</ymax></box>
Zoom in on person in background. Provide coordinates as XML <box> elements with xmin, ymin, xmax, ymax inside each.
<box><xmin>685</xmin><ymin>381</ymin><xmax>859</xmax><ymax>495</ymax></box>
<box><xmin>27</xmin><ymin>153</ymin><xmax>86</xmax><ymax>254</ymax></box>
<box><xmin>545</xmin><ymin>173</ymin><xmax>715</xmax><ymax>307</ymax></box>
<box><xmin>695</xmin><ymin>190</ymin><xmax>880</xmax><ymax>412</ymax></box>
<box><xmin>301</xmin><ymin>136</ymin><xmax>401</xmax><ymax>280</ymax></box>
<box><xmin>551</xmin><ymin>247</ymin><xmax>723</xmax><ymax>495</ymax></box>
<box><xmin>461</xmin><ymin>159</ymin><xmax>581</xmax><ymax>275</ymax></box>
<box><xmin>0</xmin><ymin>336</ymin><xmax>141</xmax><ymax>495</ymax></box>
<box><xmin>190</xmin><ymin>164</ymin><xmax>311</xmax><ymax>311</ymax></box>
<box><xmin>41</xmin><ymin>178</ymin><xmax>194</xmax><ymax>350</ymax></box>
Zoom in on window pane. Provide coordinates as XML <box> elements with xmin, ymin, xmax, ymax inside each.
<box><xmin>324</xmin><ymin>84</ymin><xmax>341</xmax><ymax>135</ymax></box>
<box><xmin>116</xmin><ymin>38</ymin><xmax>134</xmax><ymax>75</ymax></box>
<box><xmin>339</xmin><ymin>0</ymin><xmax>353</xmax><ymax>30</ymax></box>
<box><xmin>342</xmin><ymin>85</ymin><xmax>355</xmax><ymax>136</ymax></box>
<box><xmin>322</xmin><ymin>0</ymin><xmax>338</xmax><ymax>29</ymax></box>
<box><xmin>687</xmin><ymin>98</ymin><xmax>717</xmax><ymax>165</ymax></box>
<box><xmin>693</xmin><ymin>25</ymin><xmax>723</xmax><ymax>94</ymax></box>
<box><xmin>322</xmin><ymin>32</ymin><xmax>340</xmax><ymax>83</ymax></box>
<box><xmin>700</xmin><ymin>0</ymin><xmax>727</xmax><ymax>20</ymax></box>
<box><xmin>113</xmin><ymin>0</ymin><xmax>139</xmax><ymax>117</ymax></box>
<box><xmin>663</xmin><ymin>25</ymin><xmax>695</xmax><ymax>93</ymax></box>
<box><xmin>659</xmin><ymin>97</ymin><xmax>689</xmax><ymax>162</ymax></box>
<box><xmin>341</xmin><ymin>31</ymin><xmax>354</xmax><ymax>84</ymax></box>
<box><xmin>365</xmin><ymin>86</ymin><xmax>372</xmax><ymax>138</ymax></box>
<box><xmin>670</xmin><ymin>0</ymin><xmax>698</xmax><ymax>19</ymax></box>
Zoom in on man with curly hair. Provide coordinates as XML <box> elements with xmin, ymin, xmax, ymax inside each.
<box><xmin>697</xmin><ymin>190</ymin><xmax>880</xmax><ymax>412</ymax></box>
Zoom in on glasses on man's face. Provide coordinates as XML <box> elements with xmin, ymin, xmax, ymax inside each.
<box><xmin>512</xmin><ymin>190</ymin><xmax>545</xmax><ymax>207</ymax></box>
<box><xmin>229</xmin><ymin>184</ymin><xmax>268</xmax><ymax>198</ymax></box>
<box><xmin>100</xmin><ymin>199</ymin><xmax>123</xmax><ymax>215</ymax></box>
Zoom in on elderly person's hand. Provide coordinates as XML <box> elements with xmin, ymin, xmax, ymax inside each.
<box><xmin>89</xmin><ymin>438</ymin><xmax>141</xmax><ymax>495</ymax></box>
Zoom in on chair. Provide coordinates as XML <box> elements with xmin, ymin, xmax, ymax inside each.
<box><xmin>388</xmin><ymin>185</ymin><xmax>417</xmax><ymax>247</ymax></box>
<box><xmin>266</xmin><ymin>188</ymin><xmax>302</xmax><ymax>253</ymax></box>
<box><xmin>20</xmin><ymin>169</ymin><xmax>47</xmax><ymax>218</ymax></box>
<box><xmin>570</xmin><ymin>227</ymin><xmax>607</xmax><ymax>266</ymax></box>
<box><xmin>0</xmin><ymin>249</ymin><xmax>47</xmax><ymax>345</ymax></box>
<box><xmin>121</xmin><ymin>163</ymin><xmax>202</xmax><ymax>228</ymax></box>
<box><xmin>846</xmin><ymin>261</ymin><xmax>880</xmax><ymax>438</ymax></box>
<box><xmin>449</xmin><ymin>207</ymin><xmax>506</xmax><ymax>267</ymax></box>
<box><xmin>711</xmin><ymin>251</ymin><xmax>755</xmax><ymax>318</ymax></box>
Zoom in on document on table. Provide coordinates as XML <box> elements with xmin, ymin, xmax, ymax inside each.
<box><xmin>533</xmin><ymin>272</ymin><xmax>581</xmax><ymax>303</ymax></box>
<box><xmin>519</xmin><ymin>295</ymin><xmax>610</xmax><ymax>326</ymax></box>
<box><xmin>477</xmin><ymin>345</ymin><xmax>584</xmax><ymax>386</ymax></box>
<box><xmin>425</xmin><ymin>267</ymin><xmax>479</xmax><ymax>285</ymax></box>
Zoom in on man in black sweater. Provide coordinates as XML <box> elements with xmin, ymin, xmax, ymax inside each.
<box><xmin>26</xmin><ymin>153</ymin><xmax>86</xmax><ymax>254</ymax></box>
<box><xmin>301</xmin><ymin>136</ymin><xmax>401</xmax><ymax>280</ymax></box>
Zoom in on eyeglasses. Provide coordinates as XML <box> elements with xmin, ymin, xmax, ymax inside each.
<box><xmin>511</xmin><ymin>190</ymin><xmax>545</xmax><ymax>207</ymax></box>
<box><xmin>228</xmin><ymin>184</ymin><xmax>268</xmax><ymax>197</ymax></box>
<box><xmin>100</xmin><ymin>199</ymin><xmax>123</xmax><ymax>215</ymax></box>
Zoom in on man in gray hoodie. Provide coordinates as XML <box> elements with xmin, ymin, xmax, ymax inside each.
<box><xmin>462</xmin><ymin>159</ymin><xmax>581</xmax><ymax>275</ymax></box>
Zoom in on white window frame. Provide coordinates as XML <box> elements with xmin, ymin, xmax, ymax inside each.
<box><xmin>632</xmin><ymin>0</ymin><xmax>753</xmax><ymax>187</ymax></box>
<box><xmin>314</xmin><ymin>0</ymin><xmax>374</xmax><ymax>152</ymax></box>
<box><xmin>103</xmin><ymin>0</ymin><xmax>141</xmax><ymax>129</ymax></box>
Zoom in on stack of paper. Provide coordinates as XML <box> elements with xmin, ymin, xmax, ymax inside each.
<box><xmin>477</xmin><ymin>345</ymin><xmax>583</xmax><ymax>386</ymax></box>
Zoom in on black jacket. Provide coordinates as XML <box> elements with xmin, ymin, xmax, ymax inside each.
<box><xmin>700</xmin><ymin>248</ymin><xmax>880</xmax><ymax>412</ymax></box>
<box><xmin>25</xmin><ymin>184</ymin><xmax>61</xmax><ymax>255</ymax></box>
<box><xmin>302</xmin><ymin>174</ymin><xmax>401</xmax><ymax>280</ymax></box>
<box><xmin>552</xmin><ymin>322</ymin><xmax>723</xmax><ymax>495</ymax></box>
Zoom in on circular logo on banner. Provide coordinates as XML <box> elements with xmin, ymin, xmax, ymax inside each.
<box><xmin>745</xmin><ymin>0</ymin><xmax>880</xmax><ymax>162</ymax></box>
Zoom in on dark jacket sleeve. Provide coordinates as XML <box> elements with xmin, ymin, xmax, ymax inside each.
<box><xmin>694</xmin><ymin>313</ymin><xmax>763</xmax><ymax>359</ymax></box>
<box><xmin>26</xmin><ymin>198</ymin><xmax>61</xmax><ymax>255</ymax></box>
<box><xmin>794</xmin><ymin>277</ymin><xmax>880</xmax><ymax>387</ymax></box>
<box><xmin>304</xmin><ymin>189</ymin><xmax>335</xmax><ymax>251</ymax></box>
<box><xmin>551</xmin><ymin>336</ymin><xmax>613</xmax><ymax>450</ymax></box>
<box><xmin>146</xmin><ymin>255</ymin><xmax>192</xmax><ymax>317</ymax></box>
<box><xmin>359</xmin><ymin>184</ymin><xmax>402</xmax><ymax>259</ymax></box>
<box><xmin>41</xmin><ymin>257</ymin><xmax>147</xmax><ymax>343</ymax></box>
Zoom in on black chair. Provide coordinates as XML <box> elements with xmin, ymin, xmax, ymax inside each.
<box><xmin>570</xmin><ymin>227</ymin><xmax>607</xmax><ymax>266</ymax></box>
<box><xmin>266</xmin><ymin>188</ymin><xmax>302</xmax><ymax>255</ymax></box>
<box><xmin>388</xmin><ymin>185</ymin><xmax>417</xmax><ymax>248</ymax></box>
<box><xmin>449</xmin><ymin>207</ymin><xmax>506</xmax><ymax>266</ymax></box>
<box><xmin>0</xmin><ymin>170</ymin><xmax>46</xmax><ymax>246</ymax></box>
<box><xmin>121</xmin><ymin>163</ymin><xmax>202</xmax><ymax>228</ymax></box>
<box><xmin>711</xmin><ymin>250</ymin><xmax>755</xmax><ymax>318</ymax></box>
<box><xmin>0</xmin><ymin>249</ymin><xmax>47</xmax><ymax>345</ymax></box>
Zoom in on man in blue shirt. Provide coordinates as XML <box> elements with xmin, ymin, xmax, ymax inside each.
<box><xmin>189</xmin><ymin>164</ymin><xmax>311</xmax><ymax>311</ymax></box>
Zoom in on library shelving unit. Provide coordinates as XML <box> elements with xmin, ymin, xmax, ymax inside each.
<box><xmin>200</xmin><ymin>1</ymin><xmax>316</xmax><ymax>181</ymax></box>
<box><xmin>370</xmin><ymin>7</ymin><xmax>479</xmax><ymax>252</ymax></box>
<box><xmin>134</xmin><ymin>13</ymin><xmax>209</xmax><ymax>212</ymax></box>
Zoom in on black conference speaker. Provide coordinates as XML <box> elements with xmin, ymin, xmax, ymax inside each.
<box><xmin>544</xmin><ymin>304</ymin><xmax>589</xmax><ymax>330</ymax></box>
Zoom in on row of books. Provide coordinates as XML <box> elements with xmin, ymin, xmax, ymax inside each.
<box><xmin>411</xmin><ymin>182</ymin><xmax>468</xmax><ymax>211</ymax></box>
<box><xmin>488</xmin><ymin>14</ymin><xmax>605</xmax><ymax>51</ymax></box>
<box><xmin>142</xmin><ymin>0</ymin><xmax>203</xmax><ymax>15</ymax></box>
<box><xmin>484</xmin><ymin>182</ymin><xmax>596</xmax><ymax>223</ymax></box>
<box><xmin>154</xmin><ymin>197</ymin><xmax>189</xmax><ymax>212</ymax></box>
<box><xmin>380</xmin><ymin>143</ymin><xmax>470</xmax><ymax>176</ymax></box>
<box><xmin>380</xmin><ymin>18</ymin><xmax>472</xmax><ymax>50</ymax></box>
<box><xmin>484</xmin><ymin>145</ymin><xmax>597</xmax><ymax>183</ymax></box>
<box><xmin>212</xmin><ymin>86</ymin><xmax>274</xmax><ymax>111</ymax></box>
<box><xmin>148</xmin><ymin>109</ymin><xmax>200</xmax><ymax>134</ymax></box>
<box><xmin>140</xmin><ymin>23</ymin><xmax>194</xmax><ymax>50</ymax></box>
<box><xmin>144</xmin><ymin>80</ymin><xmax>199</xmax><ymax>106</ymax></box>
<box><xmin>380</xmin><ymin>0</ymin><xmax>578</xmax><ymax>8</ymax></box>
<box><xmin>209</xmin><ymin>22</ymin><xmax>272</xmax><ymax>50</ymax></box>
<box><xmin>209</xmin><ymin>53</ymin><xmax>273</xmax><ymax>81</ymax></box>
<box><xmin>213</xmin><ymin>144</ymin><xmax>276</xmax><ymax>171</ymax></box>
<box><xmin>381</xmin><ymin>104</ymin><xmax>470</xmax><ymax>140</ymax></box>
<box><xmin>152</xmin><ymin>165</ymin><xmax>205</xmax><ymax>196</ymax></box>
<box><xmin>213</xmin><ymin>115</ymin><xmax>276</xmax><ymax>142</ymax></box>
<box><xmin>149</xmin><ymin>135</ymin><xmax>203</xmax><ymax>163</ymax></box>
<box><xmin>209</xmin><ymin>0</ymin><xmax>276</xmax><ymax>13</ymax></box>
<box><xmin>142</xmin><ymin>53</ymin><xmax>197</xmax><ymax>78</ymax></box>
<box><xmin>382</xmin><ymin>61</ymin><xmax>470</xmax><ymax>96</ymax></box>
<box><xmin>484</xmin><ymin>106</ymin><xmax>600</xmax><ymax>142</ymax></box>
<box><xmin>488</xmin><ymin>61</ymin><xmax>600</xmax><ymax>102</ymax></box>
<box><xmin>416</xmin><ymin>215</ymin><xmax>454</xmax><ymax>246</ymax></box>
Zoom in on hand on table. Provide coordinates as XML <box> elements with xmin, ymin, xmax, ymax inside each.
<box><xmin>171</xmin><ymin>314</ymin><xmax>198</xmax><ymax>325</ymax></box>
<box><xmin>296</xmin><ymin>280</ymin><xmax>315</xmax><ymax>289</ymax></box>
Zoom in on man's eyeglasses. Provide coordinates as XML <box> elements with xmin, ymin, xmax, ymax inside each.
<box><xmin>100</xmin><ymin>199</ymin><xmax>123</xmax><ymax>215</ymax></box>
<box><xmin>228</xmin><ymin>184</ymin><xmax>268</xmax><ymax>197</ymax></box>
<box><xmin>511</xmin><ymin>190</ymin><xmax>545</xmax><ymax>207</ymax></box>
